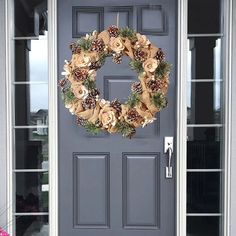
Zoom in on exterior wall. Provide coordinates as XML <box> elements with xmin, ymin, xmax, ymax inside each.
<box><xmin>0</xmin><ymin>0</ymin><xmax>7</xmax><ymax>229</ymax></box>
<box><xmin>230</xmin><ymin>0</ymin><xmax>236</xmax><ymax>235</ymax></box>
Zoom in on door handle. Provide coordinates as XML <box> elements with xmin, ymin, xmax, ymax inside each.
<box><xmin>164</xmin><ymin>137</ymin><xmax>173</xmax><ymax>179</ymax></box>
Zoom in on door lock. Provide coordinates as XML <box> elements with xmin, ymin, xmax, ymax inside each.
<box><xmin>164</xmin><ymin>137</ymin><xmax>173</xmax><ymax>178</ymax></box>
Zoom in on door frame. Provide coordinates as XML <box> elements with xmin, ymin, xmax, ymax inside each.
<box><xmin>2</xmin><ymin>0</ymin><xmax>234</xmax><ymax>236</ymax></box>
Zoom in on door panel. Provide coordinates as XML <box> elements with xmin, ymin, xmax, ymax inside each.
<box><xmin>58</xmin><ymin>0</ymin><xmax>176</xmax><ymax>235</ymax></box>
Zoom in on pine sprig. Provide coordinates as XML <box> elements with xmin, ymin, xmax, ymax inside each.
<box><xmin>119</xmin><ymin>27</ymin><xmax>137</xmax><ymax>41</ymax></box>
<box><xmin>76</xmin><ymin>38</ymin><xmax>92</xmax><ymax>51</ymax></box>
<box><xmin>129</xmin><ymin>60</ymin><xmax>144</xmax><ymax>74</ymax></box>
<box><xmin>155</xmin><ymin>61</ymin><xmax>172</xmax><ymax>79</ymax></box>
<box><xmin>127</xmin><ymin>93</ymin><xmax>140</xmax><ymax>108</ymax></box>
<box><xmin>84</xmin><ymin>121</ymin><xmax>101</xmax><ymax>135</ymax></box>
<box><xmin>115</xmin><ymin>121</ymin><xmax>136</xmax><ymax>138</ymax></box>
<box><xmin>83</xmin><ymin>78</ymin><xmax>96</xmax><ymax>90</ymax></box>
<box><xmin>151</xmin><ymin>92</ymin><xmax>168</xmax><ymax>109</ymax></box>
<box><xmin>62</xmin><ymin>90</ymin><xmax>76</xmax><ymax>104</ymax></box>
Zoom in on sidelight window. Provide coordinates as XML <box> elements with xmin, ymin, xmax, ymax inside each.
<box><xmin>187</xmin><ymin>0</ymin><xmax>225</xmax><ymax>235</ymax></box>
<box><xmin>12</xmin><ymin>0</ymin><xmax>49</xmax><ymax>235</ymax></box>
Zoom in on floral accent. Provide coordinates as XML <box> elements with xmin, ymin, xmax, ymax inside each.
<box><xmin>143</xmin><ymin>58</ymin><xmax>159</xmax><ymax>73</ymax></box>
<box><xmin>99</xmin><ymin>105</ymin><xmax>118</xmax><ymax>128</ymax></box>
<box><xmin>109</xmin><ymin>37</ymin><xmax>125</xmax><ymax>53</ymax></box>
<box><xmin>60</xmin><ymin>26</ymin><xmax>171</xmax><ymax>138</ymax></box>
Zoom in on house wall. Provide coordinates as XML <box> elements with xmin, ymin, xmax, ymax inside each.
<box><xmin>0</xmin><ymin>0</ymin><xmax>7</xmax><ymax>229</ymax></box>
<box><xmin>230</xmin><ymin>0</ymin><xmax>236</xmax><ymax>235</ymax></box>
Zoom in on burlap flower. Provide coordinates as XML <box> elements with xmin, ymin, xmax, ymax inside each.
<box><xmin>71</xmin><ymin>53</ymin><xmax>91</xmax><ymax>68</ymax></box>
<box><xmin>109</xmin><ymin>37</ymin><xmax>125</xmax><ymax>53</ymax></box>
<box><xmin>143</xmin><ymin>58</ymin><xmax>159</xmax><ymax>73</ymax></box>
<box><xmin>71</xmin><ymin>84</ymin><xmax>88</xmax><ymax>99</ymax></box>
<box><xmin>98</xmin><ymin>105</ymin><xmax>118</xmax><ymax>128</ymax></box>
<box><xmin>135</xmin><ymin>33</ymin><xmax>151</xmax><ymax>49</ymax></box>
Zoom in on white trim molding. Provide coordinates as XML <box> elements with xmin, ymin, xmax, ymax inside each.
<box><xmin>230</xmin><ymin>0</ymin><xmax>236</xmax><ymax>235</ymax></box>
<box><xmin>5</xmin><ymin>0</ymin><xmax>14</xmax><ymax>234</ymax></box>
<box><xmin>223</xmin><ymin>0</ymin><xmax>233</xmax><ymax>236</ymax></box>
<box><xmin>0</xmin><ymin>0</ymin><xmax>7</xmax><ymax>230</ymax></box>
<box><xmin>48</xmin><ymin>0</ymin><xmax>59</xmax><ymax>235</ymax></box>
<box><xmin>176</xmin><ymin>1</ymin><xmax>188</xmax><ymax>236</ymax></box>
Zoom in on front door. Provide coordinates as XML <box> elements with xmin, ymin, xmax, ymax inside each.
<box><xmin>58</xmin><ymin>0</ymin><xmax>176</xmax><ymax>236</ymax></box>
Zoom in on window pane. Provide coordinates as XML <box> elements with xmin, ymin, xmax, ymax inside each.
<box><xmin>15</xmin><ymin>84</ymin><xmax>48</xmax><ymax>126</ymax></box>
<box><xmin>188</xmin><ymin>37</ymin><xmax>222</xmax><ymax>80</ymax></box>
<box><xmin>16</xmin><ymin>215</ymin><xmax>48</xmax><ymax>236</ymax></box>
<box><xmin>187</xmin><ymin>82</ymin><xmax>222</xmax><ymax>124</ymax></box>
<box><xmin>16</xmin><ymin>172</ymin><xmax>48</xmax><ymax>212</ymax></box>
<box><xmin>187</xmin><ymin>127</ymin><xmax>222</xmax><ymax>169</ymax></box>
<box><xmin>15</xmin><ymin>36</ymin><xmax>48</xmax><ymax>82</ymax></box>
<box><xmin>188</xmin><ymin>0</ymin><xmax>221</xmax><ymax>34</ymax></box>
<box><xmin>187</xmin><ymin>172</ymin><xmax>222</xmax><ymax>213</ymax></box>
<box><xmin>14</xmin><ymin>0</ymin><xmax>48</xmax><ymax>37</ymax></box>
<box><xmin>187</xmin><ymin>216</ymin><xmax>221</xmax><ymax>236</ymax></box>
<box><xmin>15</xmin><ymin>128</ymin><xmax>48</xmax><ymax>169</ymax></box>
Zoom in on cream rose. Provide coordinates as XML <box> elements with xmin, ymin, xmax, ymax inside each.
<box><xmin>71</xmin><ymin>84</ymin><xmax>88</xmax><ymax>99</ymax></box>
<box><xmin>99</xmin><ymin>105</ymin><xmax>117</xmax><ymax>128</ymax></box>
<box><xmin>109</xmin><ymin>37</ymin><xmax>125</xmax><ymax>53</ymax></box>
<box><xmin>135</xmin><ymin>33</ymin><xmax>151</xmax><ymax>48</ymax></box>
<box><xmin>72</xmin><ymin>53</ymin><xmax>91</xmax><ymax>68</ymax></box>
<box><xmin>142</xmin><ymin>58</ymin><xmax>158</xmax><ymax>73</ymax></box>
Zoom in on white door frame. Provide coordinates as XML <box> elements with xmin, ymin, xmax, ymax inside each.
<box><xmin>2</xmin><ymin>0</ymin><xmax>234</xmax><ymax>236</ymax></box>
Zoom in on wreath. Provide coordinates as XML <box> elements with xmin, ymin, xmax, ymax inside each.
<box><xmin>59</xmin><ymin>26</ymin><xmax>171</xmax><ymax>138</ymax></box>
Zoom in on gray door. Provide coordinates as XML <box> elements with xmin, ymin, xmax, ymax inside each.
<box><xmin>58</xmin><ymin>0</ymin><xmax>176</xmax><ymax>236</ymax></box>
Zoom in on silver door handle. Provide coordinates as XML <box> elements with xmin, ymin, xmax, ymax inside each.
<box><xmin>166</xmin><ymin>147</ymin><xmax>173</xmax><ymax>178</ymax></box>
<box><xmin>164</xmin><ymin>137</ymin><xmax>173</xmax><ymax>179</ymax></box>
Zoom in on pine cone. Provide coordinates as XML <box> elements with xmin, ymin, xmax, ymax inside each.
<box><xmin>89</xmin><ymin>88</ymin><xmax>100</xmax><ymax>98</ymax></box>
<box><xmin>112</xmin><ymin>53</ymin><xmax>122</xmax><ymax>64</ymax></box>
<box><xmin>155</xmin><ymin>49</ymin><xmax>165</xmax><ymax>62</ymax></box>
<box><xmin>73</xmin><ymin>68</ymin><xmax>87</xmax><ymax>82</ymax></box>
<box><xmin>134</xmin><ymin>49</ymin><xmax>146</xmax><ymax>62</ymax></box>
<box><xmin>58</xmin><ymin>79</ymin><xmax>67</xmax><ymax>87</ymax></box>
<box><xmin>127</xmin><ymin>127</ymin><xmax>136</xmax><ymax>139</ymax></box>
<box><xmin>82</xmin><ymin>96</ymin><xmax>96</xmax><ymax>110</ymax></box>
<box><xmin>89</xmin><ymin>61</ymin><xmax>100</xmax><ymax>70</ymax></box>
<box><xmin>147</xmin><ymin>79</ymin><xmax>164</xmax><ymax>92</ymax></box>
<box><xmin>69</xmin><ymin>43</ymin><xmax>81</xmax><ymax>54</ymax></box>
<box><xmin>91</xmin><ymin>39</ymin><xmax>105</xmax><ymax>52</ymax></box>
<box><xmin>127</xmin><ymin>109</ymin><xmax>142</xmax><ymax>122</ymax></box>
<box><xmin>77</xmin><ymin>117</ymin><xmax>87</xmax><ymax>126</ymax></box>
<box><xmin>131</xmin><ymin>82</ymin><xmax>142</xmax><ymax>94</ymax></box>
<box><xmin>108</xmin><ymin>25</ymin><xmax>119</xmax><ymax>37</ymax></box>
<box><xmin>110</xmin><ymin>99</ymin><xmax>122</xmax><ymax>114</ymax></box>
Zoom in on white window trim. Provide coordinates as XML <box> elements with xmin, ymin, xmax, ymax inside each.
<box><xmin>3</xmin><ymin>0</ymin><xmax>234</xmax><ymax>235</ymax></box>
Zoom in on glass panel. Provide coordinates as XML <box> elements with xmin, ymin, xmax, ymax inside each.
<box><xmin>188</xmin><ymin>0</ymin><xmax>221</xmax><ymax>34</ymax></box>
<box><xmin>15</xmin><ymin>36</ymin><xmax>48</xmax><ymax>82</ymax></box>
<box><xmin>187</xmin><ymin>172</ymin><xmax>221</xmax><ymax>213</ymax></box>
<box><xmin>187</xmin><ymin>82</ymin><xmax>222</xmax><ymax>124</ymax></box>
<box><xmin>188</xmin><ymin>37</ymin><xmax>222</xmax><ymax>80</ymax></box>
<box><xmin>15</xmin><ymin>84</ymin><xmax>48</xmax><ymax>126</ymax></box>
<box><xmin>187</xmin><ymin>127</ymin><xmax>222</xmax><ymax>169</ymax></box>
<box><xmin>14</xmin><ymin>0</ymin><xmax>48</xmax><ymax>37</ymax></box>
<box><xmin>187</xmin><ymin>216</ymin><xmax>221</xmax><ymax>236</ymax></box>
<box><xmin>16</xmin><ymin>172</ymin><xmax>48</xmax><ymax>212</ymax></box>
<box><xmin>15</xmin><ymin>128</ymin><xmax>48</xmax><ymax>169</ymax></box>
<box><xmin>16</xmin><ymin>215</ymin><xmax>48</xmax><ymax>236</ymax></box>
